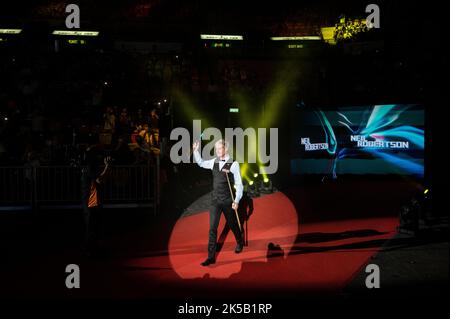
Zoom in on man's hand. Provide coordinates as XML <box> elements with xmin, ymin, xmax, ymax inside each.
<box><xmin>232</xmin><ymin>202</ymin><xmax>239</xmax><ymax>211</ymax></box>
<box><xmin>192</xmin><ymin>140</ymin><xmax>200</xmax><ymax>152</ymax></box>
<box><xmin>104</xmin><ymin>156</ymin><xmax>112</xmax><ymax>166</ymax></box>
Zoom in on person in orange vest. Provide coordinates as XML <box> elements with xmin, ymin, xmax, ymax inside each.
<box><xmin>81</xmin><ymin>146</ymin><xmax>112</xmax><ymax>257</ymax></box>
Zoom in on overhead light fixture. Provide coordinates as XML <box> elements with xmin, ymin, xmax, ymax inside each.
<box><xmin>270</xmin><ymin>36</ymin><xmax>321</xmax><ymax>41</ymax></box>
<box><xmin>52</xmin><ymin>30</ymin><xmax>99</xmax><ymax>36</ymax></box>
<box><xmin>200</xmin><ymin>34</ymin><xmax>243</xmax><ymax>40</ymax></box>
<box><xmin>0</xmin><ymin>29</ymin><xmax>22</xmax><ymax>34</ymax></box>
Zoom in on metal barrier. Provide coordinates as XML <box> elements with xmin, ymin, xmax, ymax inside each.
<box><xmin>35</xmin><ymin>166</ymin><xmax>82</xmax><ymax>203</ymax></box>
<box><xmin>0</xmin><ymin>164</ymin><xmax>158</xmax><ymax>213</ymax></box>
<box><xmin>102</xmin><ymin>165</ymin><xmax>154</xmax><ymax>202</ymax></box>
<box><xmin>0</xmin><ymin>166</ymin><xmax>33</xmax><ymax>205</ymax></box>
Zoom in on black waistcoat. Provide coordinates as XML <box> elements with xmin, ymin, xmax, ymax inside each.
<box><xmin>212</xmin><ymin>159</ymin><xmax>235</xmax><ymax>203</ymax></box>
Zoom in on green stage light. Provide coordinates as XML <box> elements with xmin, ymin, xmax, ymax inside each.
<box><xmin>260</xmin><ymin>178</ymin><xmax>273</xmax><ymax>194</ymax></box>
<box><xmin>253</xmin><ymin>173</ymin><xmax>258</xmax><ymax>178</ymax></box>
<box><xmin>240</xmin><ymin>163</ymin><xmax>249</xmax><ymax>182</ymax></box>
<box><xmin>424</xmin><ymin>189</ymin><xmax>429</xmax><ymax>194</ymax></box>
<box><xmin>172</xmin><ymin>89</ymin><xmax>211</xmax><ymax>128</ymax></box>
<box><xmin>249</xmin><ymin>180</ymin><xmax>254</xmax><ymax>186</ymax></box>
<box><xmin>247</xmin><ymin>179</ymin><xmax>260</xmax><ymax>198</ymax></box>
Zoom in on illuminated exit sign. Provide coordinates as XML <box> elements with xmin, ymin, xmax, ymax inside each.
<box><xmin>229</xmin><ymin>108</ymin><xmax>239</xmax><ymax>113</ymax></box>
<box><xmin>212</xmin><ymin>42</ymin><xmax>230</xmax><ymax>48</ymax></box>
<box><xmin>67</xmin><ymin>39</ymin><xmax>87</xmax><ymax>44</ymax></box>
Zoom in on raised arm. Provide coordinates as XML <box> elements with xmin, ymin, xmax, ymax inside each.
<box><xmin>192</xmin><ymin>140</ymin><xmax>214</xmax><ymax>169</ymax></box>
<box><xmin>96</xmin><ymin>156</ymin><xmax>112</xmax><ymax>184</ymax></box>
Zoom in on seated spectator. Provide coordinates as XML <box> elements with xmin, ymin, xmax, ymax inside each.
<box><xmin>149</xmin><ymin>109</ymin><xmax>160</xmax><ymax>147</ymax></box>
<box><xmin>103</xmin><ymin>107</ymin><xmax>116</xmax><ymax>132</ymax></box>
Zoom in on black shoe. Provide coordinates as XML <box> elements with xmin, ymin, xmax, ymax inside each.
<box><xmin>201</xmin><ymin>258</ymin><xmax>216</xmax><ymax>266</ymax></box>
<box><xmin>235</xmin><ymin>241</ymin><xmax>244</xmax><ymax>254</ymax></box>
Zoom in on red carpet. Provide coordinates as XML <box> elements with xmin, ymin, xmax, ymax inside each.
<box><xmin>125</xmin><ymin>191</ymin><xmax>398</xmax><ymax>296</ymax></box>
<box><xmin>1</xmin><ymin>191</ymin><xmax>400</xmax><ymax>298</ymax></box>
<box><xmin>169</xmin><ymin>191</ymin><xmax>298</xmax><ymax>279</ymax></box>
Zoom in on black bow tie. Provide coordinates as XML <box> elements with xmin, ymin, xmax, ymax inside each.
<box><xmin>220</xmin><ymin>159</ymin><xmax>226</xmax><ymax>162</ymax></box>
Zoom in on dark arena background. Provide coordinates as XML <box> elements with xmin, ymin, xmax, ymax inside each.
<box><xmin>0</xmin><ymin>0</ymin><xmax>448</xmax><ymax>315</ymax></box>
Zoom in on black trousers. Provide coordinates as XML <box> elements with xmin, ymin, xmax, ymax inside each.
<box><xmin>208</xmin><ymin>199</ymin><xmax>243</xmax><ymax>259</ymax></box>
<box><xmin>84</xmin><ymin>206</ymin><xmax>103</xmax><ymax>251</ymax></box>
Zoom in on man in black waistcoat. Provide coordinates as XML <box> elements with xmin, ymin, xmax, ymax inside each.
<box><xmin>193</xmin><ymin>139</ymin><xmax>244</xmax><ymax>266</ymax></box>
